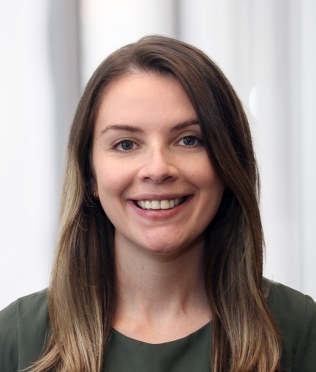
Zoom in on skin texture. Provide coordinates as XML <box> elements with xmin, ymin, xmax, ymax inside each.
<box><xmin>92</xmin><ymin>72</ymin><xmax>224</xmax><ymax>342</ymax></box>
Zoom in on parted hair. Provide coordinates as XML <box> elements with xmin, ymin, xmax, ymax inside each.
<box><xmin>30</xmin><ymin>35</ymin><xmax>282</xmax><ymax>371</ymax></box>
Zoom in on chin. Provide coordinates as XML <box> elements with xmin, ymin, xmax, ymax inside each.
<box><xmin>140</xmin><ymin>238</ymin><xmax>200</xmax><ymax>258</ymax></box>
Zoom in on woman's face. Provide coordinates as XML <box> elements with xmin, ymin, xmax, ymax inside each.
<box><xmin>92</xmin><ymin>72</ymin><xmax>224</xmax><ymax>256</ymax></box>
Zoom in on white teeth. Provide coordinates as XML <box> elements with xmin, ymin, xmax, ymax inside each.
<box><xmin>160</xmin><ymin>200</ymin><xmax>170</xmax><ymax>209</ymax></box>
<box><xmin>151</xmin><ymin>200</ymin><xmax>160</xmax><ymax>210</ymax></box>
<box><xmin>136</xmin><ymin>198</ymin><xmax>185</xmax><ymax>210</ymax></box>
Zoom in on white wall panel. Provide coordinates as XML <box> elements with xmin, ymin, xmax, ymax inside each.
<box><xmin>0</xmin><ymin>0</ymin><xmax>80</xmax><ymax>310</ymax></box>
<box><xmin>300</xmin><ymin>0</ymin><xmax>316</xmax><ymax>298</ymax></box>
<box><xmin>0</xmin><ymin>0</ymin><xmax>56</xmax><ymax>310</ymax></box>
<box><xmin>80</xmin><ymin>0</ymin><xmax>177</xmax><ymax>86</ymax></box>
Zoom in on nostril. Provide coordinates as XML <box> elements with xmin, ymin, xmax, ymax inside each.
<box><xmin>152</xmin><ymin>176</ymin><xmax>171</xmax><ymax>185</ymax></box>
<box><xmin>139</xmin><ymin>151</ymin><xmax>178</xmax><ymax>184</ymax></box>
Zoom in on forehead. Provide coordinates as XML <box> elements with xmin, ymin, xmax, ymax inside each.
<box><xmin>95</xmin><ymin>72</ymin><xmax>197</xmax><ymax>132</ymax></box>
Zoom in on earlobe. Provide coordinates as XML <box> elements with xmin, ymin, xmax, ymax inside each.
<box><xmin>90</xmin><ymin>178</ymin><xmax>99</xmax><ymax>200</ymax></box>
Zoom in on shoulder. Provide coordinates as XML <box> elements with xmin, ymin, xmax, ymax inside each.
<box><xmin>0</xmin><ymin>289</ymin><xmax>49</xmax><ymax>371</ymax></box>
<box><xmin>265</xmin><ymin>278</ymin><xmax>316</xmax><ymax>371</ymax></box>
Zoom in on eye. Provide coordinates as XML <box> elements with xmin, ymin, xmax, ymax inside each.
<box><xmin>114</xmin><ymin>139</ymin><xmax>138</xmax><ymax>151</ymax></box>
<box><xmin>178</xmin><ymin>136</ymin><xmax>202</xmax><ymax>147</ymax></box>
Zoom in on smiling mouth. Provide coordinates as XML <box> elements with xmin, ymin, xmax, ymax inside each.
<box><xmin>135</xmin><ymin>197</ymin><xmax>187</xmax><ymax>210</ymax></box>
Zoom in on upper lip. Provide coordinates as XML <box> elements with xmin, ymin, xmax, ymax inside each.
<box><xmin>129</xmin><ymin>194</ymin><xmax>190</xmax><ymax>201</ymax></box>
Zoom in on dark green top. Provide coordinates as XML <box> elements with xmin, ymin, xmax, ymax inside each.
<box><xmin>0</xmin><ymin>280</ymin><xmax>315</xmax><ymax>371</ymax></box>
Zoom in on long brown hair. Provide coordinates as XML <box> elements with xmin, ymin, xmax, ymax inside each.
<box><xmin>31</xmin><ymin>35</ymin><xmax>282</xmax><ymax>371</ymax></box>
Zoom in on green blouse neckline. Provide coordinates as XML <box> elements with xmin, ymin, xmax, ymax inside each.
<box><xmin>111</xmin><ymin>321</ymin><xmax>211</xmax><ymax>345</ymax></box>
<box><xmin>103</xmin><ymin>322</ymin><xmax>211</xmax><ymax>371</ymax></box>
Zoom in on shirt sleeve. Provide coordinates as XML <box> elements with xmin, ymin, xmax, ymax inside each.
<box><xmin>0</xmin><ymin>300</ymin><xmax>19</xmax><ymax>371</ymax></box>
<box><xmin>0</xmin><ymin>290</ymin><xmax>49</xmax><ymax>371</ymax></box>
<box><xmin>292</xmin><ymin>295</ymin><xmax>316</xmax><ymax>371</ymax></box>
<box><xmin>266</xmin><ymin>279</ymin><xmax>316</xmax><ymax>371</ymax></box>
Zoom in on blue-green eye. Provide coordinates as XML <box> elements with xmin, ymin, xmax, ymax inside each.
<box><xmin>179</xmin><ymin>136</ymin><xmax>202</xmax><ymax>146</ymax></box>
<box><xmin>115</xmin><ymin>140</ymin><xmax>136</xmax><ymax>151</ymax></box>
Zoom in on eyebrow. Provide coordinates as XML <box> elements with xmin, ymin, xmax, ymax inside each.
<box><xmin>171</xmin><ymin>119</ymin><xmax>200</xmax><ymax>131</ymax></box>
<box><xmin>101</xmin><ymin>119</ymin><xmax>200</xmax><ymax>134</ymax></box>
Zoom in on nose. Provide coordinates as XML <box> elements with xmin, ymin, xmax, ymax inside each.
<box><xmin>139</xmin><ymin>146</ymin><xmax>178</xmax><ymax>184</ymax></box>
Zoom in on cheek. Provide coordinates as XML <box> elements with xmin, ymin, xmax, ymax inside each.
<box><xmin>94</xmin><ymin>162</ymin><xmax>134</xmax><ymax>198</ymax></box>
<box><xmin>194</xmin><ymin>167</ymin><xmax>224</xmax><ymax>211</ymax></box>
<box><xmin>191</xmin><ymin>161</ymin><xmax>222</xmax><ymax>189</ymax></box>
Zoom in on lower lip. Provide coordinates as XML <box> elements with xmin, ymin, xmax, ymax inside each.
<box><xmin>128</xmin><ymin>197</ymin><xmax>192</xmax><ymax>221</ymax></box>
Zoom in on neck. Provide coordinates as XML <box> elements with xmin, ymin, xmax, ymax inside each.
<box><xmin>112</xmin><ymin>238</ymin><xmax>211</xmax><ymax>343</ymax></box>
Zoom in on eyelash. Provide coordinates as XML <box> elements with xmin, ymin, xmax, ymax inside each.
<box><xmin>178</xmin><ymin>136</ymin><xmax>203</xmax><ymax>147</ymax></box>
<box><xmin>112</xmin><ymin>139</ymin><xmax>138</xmax><ymax>152</ymax></box>
<box><xmin>112</xmin><ymin>135</ymin><xmax>203</xmax><ymax>152</ymax></box>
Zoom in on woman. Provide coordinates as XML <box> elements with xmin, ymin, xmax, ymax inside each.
<box><xmin>0</xmin><ymin>36</ymin><xmax>315</xmax><ymax>372</ymax></box>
